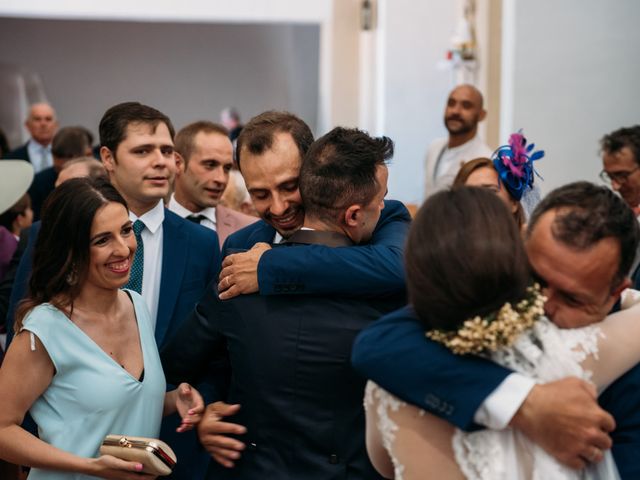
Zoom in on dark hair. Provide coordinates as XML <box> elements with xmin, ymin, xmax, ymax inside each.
<box><xmin>299</xmin><ymin>127</ymin><xmax>392</xmax><ymax>223</ymax></box>
<box><xmin>175</xmin><ymin>121</ymin><xmax>229</xmax><ymax>165</ymax></box>
<box><xmin>14</xmin><ymin>177</ymin><xmax>128</xmax><ymax>331</ymax></box>
<box><xmin>600</xmin><ymin>125</ymin><xmax>640</xmax><ymax>166</ymax></box>
<box><xmin>51</xmin><ymin>127</ymin><xmax>91</xmax><ymax>159</ymax></box>
<box><xmin>99</xmin><ymin>102</ymin><xmax>175</xmax><ymax>153</ymax></box>
<box><xmin>0</xmin><ymin>193</ymin><xmax>31</xmax><ymax>231</ymax></box>
<box><xmin>527</xmin><ymin>181</ymin><xmax>639</xmax><ymax>287</ymax></box>
<box><xmin>0</xmin><ymin>127</ymin><xmax>9</xmax><ymax>157</ymax></box>
<box><xmin>235</xmin><ymin>110</ymin><xmax>313</xmax><ymax>169</ymax></box>
<box><xmin>453</xmin><ymin>157</ymin><xmax>526</xmax><ymax>229</ymax></box>
<box><xmin>407</xmin><ymin>187</ymin><xmax>529</xmax><ymax>331</ymax></box>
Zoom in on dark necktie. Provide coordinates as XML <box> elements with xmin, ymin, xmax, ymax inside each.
<box><xmin>124</xmin><ymin>220</ymin><xmax>145</xmax><ymax>294</ymax></box>
<box><xmin>187</xmin><ymin>214</ymin><xmax>206</xmax><ymax>224</ymax></box>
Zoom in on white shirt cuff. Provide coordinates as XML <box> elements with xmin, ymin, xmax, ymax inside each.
<box><xmin>473</xmin><ymin>373</ymin><xmax>536</xmax><ymax>429</ymax></box>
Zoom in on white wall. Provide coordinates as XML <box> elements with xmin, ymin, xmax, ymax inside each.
<box><xmin>503</xmin><ymin>0</ymin><xmax>640</xmax><ymax>194</ymax></box>
<box><xmin>377</xmin><ymin>0</ymin><xmax>457</xmax><ymax>204</ymax></box>
<box><xmin>0</xmin><ymin>18</ymin><xmax>319</xmax><ymax>143</ymax></box>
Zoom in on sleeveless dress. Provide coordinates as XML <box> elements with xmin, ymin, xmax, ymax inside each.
<box><xmin>21</xmin><ymin>290</ymin><xmax>166</xmax><ymax>480</ymax></box>
<box><xmin>365</xmin><ymin>317</ymin><xmax>621</xmax><ymax>480</ymax></box>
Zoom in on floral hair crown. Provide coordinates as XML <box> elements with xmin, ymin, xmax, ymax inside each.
<box><xmin>426</xmin><ymin>284</ymin><xmax>546</xmax><ymax>355</ymax></box>
<box><xmin>492</xmin><ymin>130</ymin><xmax>544</xmax><ymax>201</ymax></box>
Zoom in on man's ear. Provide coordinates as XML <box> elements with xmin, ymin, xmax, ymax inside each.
<box><xmin>611</xmin><ymin>277</ymin><xmax>632</xmax><ymax>300</ymax></box>
<box><xmin>343</xmin><ymin>204</ymin><xmax>361</xmax><ymax>228</ymax></box>
<box><xmin>479</xmin><ymin>108</ymin><xmax>487</xmax><ymax>123</ymax></box>
<box><xmin>175</xmin><ymin>153</ymin><xmax>185</xmax><ymax>176</ymax></box>
<box><xmin>100</xmin><ymin>146</ymin><xmax>115</xmax><ymax>173</ymax></box>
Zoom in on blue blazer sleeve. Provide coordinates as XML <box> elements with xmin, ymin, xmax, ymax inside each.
<box><xmin>351</xmin><ymin>306</ymin><xmax>513</xmax><ymax>431</ymax></box>
<box><xmin>257</xmin><ymin>200</ymin><xmax>411</xmax><ymax>296</ymax></box>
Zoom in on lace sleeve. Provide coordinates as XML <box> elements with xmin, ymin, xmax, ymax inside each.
<box><xmin>365</xmin><ymin>382</ymin><xmax>396</xmax><ymax>479</ymax></box>
<box><xmin>577</xmin><ymin>298</ymin><xmax>640</xmax><ymax>392</ymax></box>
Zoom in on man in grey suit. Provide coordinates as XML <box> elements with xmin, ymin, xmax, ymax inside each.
<box><xmin>161</xmin><ymin>127</ymin><xmax>405</xmax><ymax>479</ymax></box>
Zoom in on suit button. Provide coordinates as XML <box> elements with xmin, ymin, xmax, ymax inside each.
<box><xmin>328</xmin><ymin>454</ymin><xmax>339</xmax><ymax>464</ymax></box>
<box><xmin>248</xmin><ymin>442</ymin><xmax>258</xmax><ymax>451</ymax></box>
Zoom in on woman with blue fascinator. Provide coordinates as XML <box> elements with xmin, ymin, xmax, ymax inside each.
<box><xmin>453</xmin><ymin>130</ymin><xmax>544</xmax><ymax>230</ymax></box>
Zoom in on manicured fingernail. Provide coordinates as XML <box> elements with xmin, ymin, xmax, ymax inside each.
<box><xmin>188</xmin><ymin>409</ymin><xmax>195</xmax><ymax>414</ymax></box>
<box><xmin>135</xmin><ymin>463</ymin><xmax>143</xmax><ymax>471</ymax></box>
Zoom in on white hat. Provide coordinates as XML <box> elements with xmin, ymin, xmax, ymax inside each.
<box><xmin>0</xmin><ymin>160</ymin><xmax>34</xmax><ymax>214</ymax></box>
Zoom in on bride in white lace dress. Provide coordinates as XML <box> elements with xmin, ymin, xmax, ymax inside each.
<box><xmin>365</xmin><ymin>187</ymin><xmax>637</xmax><ymax>480</ymax></box>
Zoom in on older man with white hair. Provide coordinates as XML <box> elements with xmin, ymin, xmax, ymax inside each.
<box><xmin>2</xmin><ymin>103</ymin><xmax>59</xmax><ymax>173</ymax></box>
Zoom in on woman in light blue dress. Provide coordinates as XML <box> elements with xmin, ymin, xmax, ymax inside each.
<box><xmin>0</xmin><ymin>178</ymin><xmax>203</xmax><ymax>479</ymax></box>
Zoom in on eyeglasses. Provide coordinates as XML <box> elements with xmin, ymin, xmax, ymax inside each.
<box><xmin>599</xmin><ymin>166</ymin><xmax>640</xmax><ymax>185</ymax></box>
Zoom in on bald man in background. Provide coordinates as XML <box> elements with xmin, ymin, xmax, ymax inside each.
<box><xmin>424</xmin><ymin>84</ymin><xmax>492</xmax><ymax>198</ymax></box>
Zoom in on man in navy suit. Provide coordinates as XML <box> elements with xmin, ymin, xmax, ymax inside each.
<box><xmin>98</xmin><ymin>102</ymin><xmax>219</xmax><ymax>479</ymax></box>
<box><xmin>216</xmin><ymin>110</ymin><xmax>410</xmax><ymax>300</ymax></box>
<box><xmin>352</xmin><ymin>182</ymin><xmax>640</xmax><ymax>478</ymax></box>
<box><xmin>193</xmin><ymin>111</ymin><xmax>410</xmax><ymax>461</ymax></box>
<box><xmin>162</xmin><ymin>127</ymin><xmax>405</xmax><ymax>479</ymax></box>
<box><xmin>3</xmin><ymin>103</ymin><xmax>58</xmax><ymax>173</ymax></box>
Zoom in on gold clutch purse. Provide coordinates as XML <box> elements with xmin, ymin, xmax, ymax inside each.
<box><xmin>99</xmin><ymin>435</ymin><xmax>177</xmax><ymax>476</ymax></box>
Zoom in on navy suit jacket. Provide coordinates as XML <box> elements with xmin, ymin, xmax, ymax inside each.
<box><xmin>599</xmin><ymin>365</ymin><xmax>640</xmax><ymax>479</ymax></box>
<box><xmin>352</xmin><ymin>306</ymin><xmax>510</xmax><ymax>431</ymax></box>
<box><xmin>28</xmin><ymin>167</ymin><xmax>57</xmax><ymax>221</ymax></box>
<box><xmin>3</xmin><ymin>143</ymin><xmax>30</xmax><ymax>162</ymax></box>
<box><xmin>222</xmin><ymin>199</ymin><xmax>411</xmax><ymax>296</ymax></box>
<box><xmin>162</xmin><ymin>262</ymin><xmax>404</xmax><ymax>479</ymax></box>
<box><xmin>352</xmin><ymin>306</ymin><xmax>640</xmax><ymax>478</ymax></box>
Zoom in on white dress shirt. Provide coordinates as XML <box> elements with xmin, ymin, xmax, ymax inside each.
<box><xmin>424</xmin><ymin>134</ymin><xmax>493</xmax><ymax>199</ymax></box>
<box><xmin>27</xmin><ymin>139</ymin><xmax>52</xmax><ymax>173</ymax></box>
<box><xmin>129</xmin><ymin>201</ymin><xmax>164</xmax><ymax>330</ymax></box>
<box><xmin>168</xmin><ymin>194</ymin><xmax>217</xmax><ymax>231</ymax></box>
<box><xmin>474</xmin><ymin>374</ymin><xmax>536</xmax><ymax>429</ymax></box>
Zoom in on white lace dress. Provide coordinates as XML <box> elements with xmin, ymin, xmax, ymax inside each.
<box><xmin>365</xmin><ymin>316</ymin><xmax>626</xmax><ymax>480</ymax></box>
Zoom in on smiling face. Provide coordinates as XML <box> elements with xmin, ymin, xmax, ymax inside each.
<box><xmin>240</xmin><ymin>131</ymin><xmax>305</xmax><ymax>237</ymax></box>
<box><xmin>86</xmin><ymin>202</ymin><xmax>137</xmax><ymax>292</ymax></box>
<box><xmin>175</xmin><ymin>131</ymin><xmax>233</xmax><ymax>212</ymax></box>
<box><xmin>101</xmin><ymin>122</ymin><xmax>176</xmax><ymax>216</ymax></box>
<box><xmin>526</xmin><ymin>209</ymin><xmax>627</xmax><ymax>328</ymax></box>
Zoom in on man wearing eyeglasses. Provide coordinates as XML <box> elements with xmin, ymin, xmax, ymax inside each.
<box><xmin>601</xmin><ymin>126</ymin><xmax>640</xmax><ymax>214</ymax></box>
<box><xmin>600</xmin><ymin>125</ymin><xmax>640</xmax><ymax>288</ymax></box>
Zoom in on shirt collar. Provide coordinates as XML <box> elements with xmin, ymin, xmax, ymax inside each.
<box><xmin>129</xmin><ymin>200</ymin><xmax>165</xmax><ymax>233</ymax></box>
<box><xmin>27</xmin><ymin>139</ymin><xmax>51</xmax><ymax>151</ymax></box>
<box><xmin>169</xmin><ymin>194</ymin><xmax>217</xmax><ymax>226</ymax></box>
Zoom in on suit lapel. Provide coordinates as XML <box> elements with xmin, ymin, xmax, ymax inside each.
<box><xmin>156</xmin><ymin>210</ymin><xmax>188</xmax><ymax>346</ymax></box>
<box><xmin>249</xmin><ymin>221</ymin><xmax>277</xmax><ymax>246</ymax></box>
